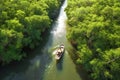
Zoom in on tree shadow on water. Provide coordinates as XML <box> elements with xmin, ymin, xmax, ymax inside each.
<box><xmin>56</xmin><ymin>53</ymin><xmax>64</xmax><ymax>71</ymax></box>
<box><xmin>0</xmin><ymin>27</ymin><xmax>53</xmax><ymax>80</ymax></box>
<box><xmin>0</xmin><ymin>49</ymin><xmax>53</xmax><ymax>80</ymax></box>
<box><xmin>68</xmin><ymin>48</ymin><xmax>91</xmax><ymax>80</ymax></box>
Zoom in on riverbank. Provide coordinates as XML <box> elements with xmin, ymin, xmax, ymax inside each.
<box><xmin>66</xmin><ymin>0</ymin><xmax>120</xmax><ymax>80</ymax></box>
<box><xmin>0</xmin><ymin>0</ymin><xmax>65</xmax><ymax>65</ymax></box>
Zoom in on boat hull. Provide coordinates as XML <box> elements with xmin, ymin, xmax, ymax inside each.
<box><xmin>55</xmin><ymin>45</ymin><xmax>65</xmax><ymax>61</ymax></box>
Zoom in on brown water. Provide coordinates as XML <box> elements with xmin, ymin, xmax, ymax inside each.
<box><xmin>0</xmin><ymin>0</ymin><xmax>88</xmax><ymax>80</ymax></box>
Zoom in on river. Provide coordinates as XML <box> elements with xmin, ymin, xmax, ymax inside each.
<box><xmin>0</xmin><ymin>0</ymin><xmax>89</xmax><ymax>80</ymax></box>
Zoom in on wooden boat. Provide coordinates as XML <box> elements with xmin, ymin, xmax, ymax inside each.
<box><xmin>55</xmin><ymin>44</ymin><xmax>65</xmax><ymax>60</ymax></box>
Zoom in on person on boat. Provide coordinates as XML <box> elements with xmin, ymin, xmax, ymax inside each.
<box><xmin>57</xmin><ymin>48</ymin><xmax>62</xmax><ymax>56</ymax></box>
<box><xmin>57</xmin><ymin>52</ymin><xmax>61</xmax><ymax>57</ymax></box>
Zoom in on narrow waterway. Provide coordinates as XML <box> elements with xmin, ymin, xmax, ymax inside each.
<box><xmin>0</xmin><ymin>0</ymin><xmax>88</xmax><ymax>80</ymax></box>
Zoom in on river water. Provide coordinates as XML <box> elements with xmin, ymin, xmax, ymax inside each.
<box><xmin>0</xmin><ymin>0</ymin><xmax>88</xmax><ymax>80</ymax></box>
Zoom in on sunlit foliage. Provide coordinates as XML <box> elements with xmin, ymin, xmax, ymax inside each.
<box><xmin>0</xmin><ymin>0</ymin><xmax>62</xmax><ymax>64</ymax></box>
<box><xmin>66</xmin><ymin>0</ymin><xmax>120</xmax><ymax>80</ymax></box>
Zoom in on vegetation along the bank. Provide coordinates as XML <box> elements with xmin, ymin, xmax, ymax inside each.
<box><xmin>66</xmin><ymin>0</ymin><xmax>120</xmax><ymax>80</ymax></box>
<box><xmin>0</xmin><ymin>0</ymin><xmax>64</xmax><ymax>64</ymax></box>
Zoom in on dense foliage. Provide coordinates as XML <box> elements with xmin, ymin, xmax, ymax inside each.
<box><xmin>0</xmin><ymin>0</ymin><xmax>63</xmax><ymax>64</ymax></box>
<box><xmin>66</xmin><ymin>0</ymin><xmax>120</xmax><ymax>80</ymax></box>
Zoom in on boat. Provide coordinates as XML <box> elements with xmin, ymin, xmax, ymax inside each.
<box><xmin>55</xmin><ymin>44</ymin><xmax>65</xmax><ymax>61</ymax></box>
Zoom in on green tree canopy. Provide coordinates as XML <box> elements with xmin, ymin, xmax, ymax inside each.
<box><xmin>66</xmin><ymin>0</ymin><xmax>120</xmax><ymax>80</ymax></box>
<box><xmin>0</xmin><ymin>0</ymin><xmax>63</xmax><ymax>64</ymax></box>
